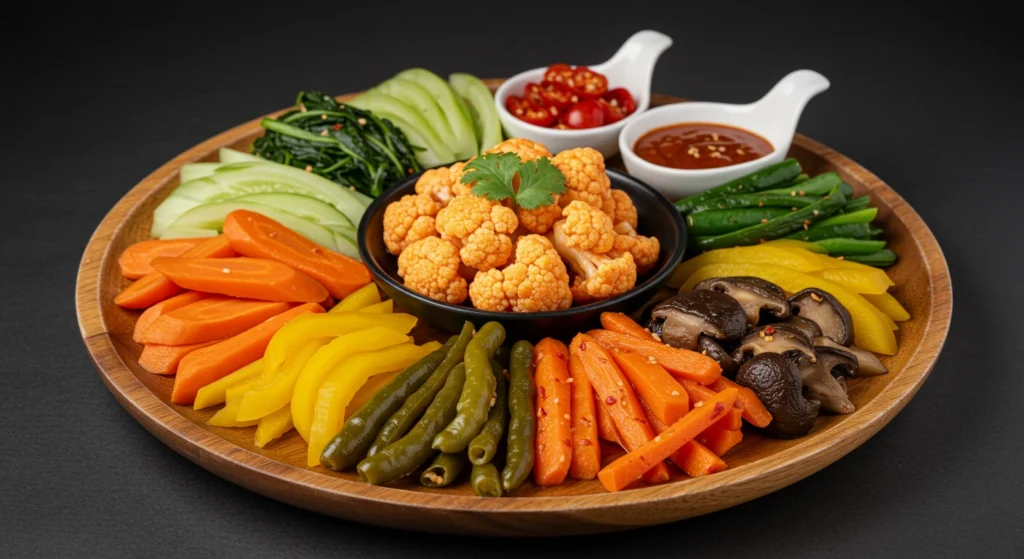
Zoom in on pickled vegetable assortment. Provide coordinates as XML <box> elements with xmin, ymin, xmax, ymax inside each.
<box><xmin>507</xmin><ymin>64</ymin><xmax>637</xmax><ymax>129</ymax></box>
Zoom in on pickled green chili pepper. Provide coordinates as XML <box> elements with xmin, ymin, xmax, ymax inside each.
<box><xmin>432</xmin><ymin>322</ymin><xmax>505</xmax><ymax>453</ymax></box>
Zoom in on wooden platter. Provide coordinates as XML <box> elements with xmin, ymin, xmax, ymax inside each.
<box><xmin>75</xmin><ymin>82</ymin><xmax>953</xmax><ymax>536</ymax></box>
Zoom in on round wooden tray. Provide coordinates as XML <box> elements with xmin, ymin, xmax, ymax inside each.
<box><xmin>75</xmin><ymin>83</ymin><xmax>952</xmax><ymax>536</ymax></box>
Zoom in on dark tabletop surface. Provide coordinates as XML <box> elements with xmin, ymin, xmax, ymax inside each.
<box><xmin>4</xmin><ymin>3</ymin><xmax>1022</xmax><ymax>557</ymax></box>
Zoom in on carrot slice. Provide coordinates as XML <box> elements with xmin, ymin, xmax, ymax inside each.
<box><xmin>150</xmin><ymin>257</ymin><xmax>328</xmax><ymax>303</ymax></box>
<box><xmin>721</xmin><ymin>407</ymin><xmax>744</xmax><ymax>430</ymax></box>
<box><xmin>573</xmin><ymin>334</ymin><xmax>671</xmax><ymax>484</ymax></box>
<box><xmin>608</xmin><ymin>348</ymin><xmax>689</xmax><ymax>425</ymax></box>
<box><xmin>586</xmin><ymin>329</ymin><xmax>722</xmax><ymax>384</ymax></box>
<box><xmin>641</xmin><ymin>399</ymin><xmax>727</xmax><ymax>478</ymax></box>
<box><xmin>139</xmin><ymin>296</ymin><xmax>292</xmax><ymax>345</ymax></box>
<box><xmin>118</xmin><ymin>238</ymin><xmax>204</xmax><ymax>279</ymax></box>
<box><xmin>681</xmin><ymin>379</ymin><xmax>718</xmax><ymax>405</ymax></box>
<box><xmin>114</xmin><ymin>236</ymin><xmax>236</xmax><ymax>309</ymax></box>
<box><xmin>697</xmin><ymin>424</ymin><xmax>744</xmax><ymax>456</ymax></box>
<box><xmin>533</xmin><ymin>338</ymin><xmax>573</xmax><ymax>487</ymax></box>
<box><xmin>223</xmin><ymin>210</ymin><xmax>372</xmax><ymax>299</ymax></box>
<box><xmin>598</xmin><ymin>388</ymin><xmax>739</xmax><ymax>492</ymax></box>
<box><xmin>568</xmin><ymin>352</ymin><xmax>601</xmax><ymax>481</ymax></box>
<box><xmin>709</xmin><ymin>377</ymin><xmax>773</xmax><ymax>428</ymax></box>
<box><xmin>600</xmin><ymin>312</ymin><xmax>657</xmax><ymax>341</ymax></box>
<box><xmin>595</xmin><ymin>397</ymin><xmax>620</xmax><ymax>444</ymax></box>
<box><xmin>171</xmin><ymin>302</ymin><xmax>324</xmax><ymax>404</ymax></box>
<box><xmin>138</xmin><ymin>340</ymin><xmax>220</xmax><ymax>375</ymax></box>
<box><xmin>132</xmin><ymin>291</ymin><xmax>209</xmax><ymax>343</ymax></box>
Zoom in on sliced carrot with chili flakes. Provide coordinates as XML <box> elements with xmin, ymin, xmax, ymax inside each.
<box><xmin>171</xmin><ymin>302</ymin><xmax>324</xmax><ymax>404</ymax></box>
<box><xmin>641</xmin><ymin>399</ymin><xmax>727</xmax><ymax>478</ymax></box>
<box><xmin>697</xmin><ymin>423</ymin><xmax>744</xmax><ymax>457</ymax></box>
<box><xmin>139</xmin><ymin>297</ymin><xmax>292</xmax><ymax>345</ymax></box>
<box><xmin>709</xmin><ymin>377</ymin><xmax>773</xmax><ymax>428</ymax></box>
<box><xmin>118</xmin><ymin>238</ymin><xmax>205</xmax><ymax>280</ymax></box>
<box><xmin>150</xmin><ymin>257</ymin><xmax>328</xmax><ymax>303</ymax></box>
<box><xmin>568</xmin><ymin>352</ymin><xmax>601</xmax><ymax>481</ymax></box>
<box><xmin>586</xmin><ymin>329</ymin><xmax>722</xmax><ymax>385</ymax></box>
<box><xmin>681</xmin><ymin>379</ymin><xmax>718</xmax><ymax>406</ymax></box>
<box><xmin>132</xmin><ymin>291</ymin><xmax>209</xmax><ymax>344</ymax></box>
<box><xmin>572</xmin><ymin>333</ymin><xmax>670</xmax><ymax>485</ymax></box>
<box><xmin>596</xmin><ymin>397</ymin><xmax>620</xmax><ymax>444</ymax></box>
<box><xmin>599</xmin><ymin>312</ymin><xmax>657</xmax><ymax>341</ymax></box>
<box><xmin>115</xmin><ymin>235</ymin><xmax>236</xmax><ymax>309</ymax></box>
<box><xmin>223</xmin><ymin>210</ymin><xmax>372</xmax><ymax>300</ymax></box>
<box><xmin>598</xmin><ymin>388</ymin><xmax>740</xmax><ymax>492</ymax></box>
<box><xmin>608</xmin><ymin>347</ymin><xmax>689</xmax><ymax>425</ymax></box>
<box><xmin>533</xmin><ymin>338</ymin><xmax>573</xmax><ymax>487</ymax></box>
<box><xmin>138</xmin><ymin>340</ymin><xmax>220</xmax><ymax>375</ymax></box>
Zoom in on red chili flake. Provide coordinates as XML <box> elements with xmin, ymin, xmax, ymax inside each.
<box><xmin>556</xmin><ymin>352</ymin><xmax>565</xmax><ymax>360</ymax></box>
<box><xmin>539</xmin><ymin>407</ymin><xmax>548</xmax><ymax>417</ymax></box>
<box><xmin>634</xmin><ymin>417</ymin><xmax>647</xmax><ymax>424</ymax></box>
<box><xmin>332</xmin><ymin>123</ymin><xmax>342</xmax><ymax>130</ymax></box>
<box><xmin>764</xmin><ymin>325</ymin><xmax>776</xmax><ymax>336</ymax></box>
<box><xmin>581</xmin><ymin>439</ymin><xmax>593</xmax><ymax>446</ymax></box>
<box><xmin>598</xmin><ymin>357</ymin><xmax>608</xmax><ymax>364</ymax></box>
<box><xmin>579</xmin><ymin>341</ymin><xmax>588</xmax><ymax>350</ymax></box>
<box><xmin>712</xmin><ymin>403</ymin><xmax>726</xmax><ymax>417</ymax></box>
<box><xmin>580</xmin><ymin>417</ymin><xmax>592</xmax><ymax>426</ymax></box>
<box><xmin>562</xmin><ymin>438</ymin><xmax>572</xmax><ymax>447</ymax></box>
<box><xmin>605</xmin><ymin>396</ymin><xmax>617</xmax><ymax>405</ymax></box>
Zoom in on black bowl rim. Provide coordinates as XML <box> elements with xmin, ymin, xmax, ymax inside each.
<box><xmin>357</xmin><ymin>168</ymin><xmax>687</xmax><ymax>321</ymax></box>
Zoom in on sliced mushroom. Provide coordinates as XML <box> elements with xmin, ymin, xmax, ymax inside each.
<box><xmin>787</xmin><ymin>351</ymin><xmax>856</xmax><ymax>415</ymax></box>
<box><xmin>813</xmin><ymin>337</ymin><xmax>888</xmax><ymax>376</ymax></box>
<box><xmin>697</xmin><ymin>335</ymin><xmax>739</xmax><ymax>377</ymax></box>
<box><xmin>813</xmin><ymin>340</ymin><xmax>859</xmax><ymax>378</ymax></box>
<box><xmin>695</xmin><ymin>276</ymin><xmax>790</xmax><ymax>326</ymax></box>
<box><xmin>648</xmin><ymin>290</ymin><xmax>748</xmax><ymax>350</ymax></box>
<box><xmin>733</xmin><ymin>323</ymin><xmax>816</xmax><ymax>363</ymax></box>
<box><xmin>735</xmin><ymin>353</ymin><xmax>820</xmax><ymax>439</ymax></box>
<box><xmin>789</xmin><ymin>288</ymin><xmax>854</xmax><ymax>346</ymax></box>
<box><xmin>777</xmin><ymin>315</ymin><xmax>823</xmax><ymax>340</ymax></box>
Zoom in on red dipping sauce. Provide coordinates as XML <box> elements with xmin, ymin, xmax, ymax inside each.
<box><xmin>633</xmin><ymin>122</ymin><xmax>774</xmax><ymax>170</ymax></box>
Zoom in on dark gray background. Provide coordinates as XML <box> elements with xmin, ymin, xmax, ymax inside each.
<box><xmin>3</xmin><ymin>2</ymin><xmax>1022</xmax><ymax>557</ymax></box>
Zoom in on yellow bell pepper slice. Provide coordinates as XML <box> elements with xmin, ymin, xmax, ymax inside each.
<box><xmin>331</xmin><ymin>282</ymin><xmax>380</xmax><ymax>313</ymax></box>
<box><xmin>254</xmin><ymin>406</ymin><xmax>294</xmax><ymax>448</ymax></box>
<box><xmin>194</xmin><ymin>359</ymin><xmax>264</xmax><ymax>410</ymax></box>
<box><xmin>236</xmin><ymin>338</ymin><xmax>328</xmax><ymax>421</ymax></box>
<box><xmin>811</xmin><ymin>267</ymin><xmax>891</xmax><ymax>295</ymax></box>
<box><xmin>291</xmin><ymin>326</ymin><xmax>413</xmax><ymax>441</ymax></box>
<box><xmin>359</xmin><ymin>299</ymin><xmax>393</xmax><ymax>314</ymax></box>
<box><xmin>346</xmin><ymin>368</ymin><xmax>401</xmax><ymax>418</ymax></box>
<box><xmin>865</xmin><ymin>292</ymin><xmax>910</xmax><ymax>322</ymax></box>
<box><xmin>263</xmin><ymin>312</ymin><xmax>418</xmax><ymax>374</ymax></box>
<box><xmin>207</xmin><ymin>399</ymin><xmax>262</xmax><ymax>428</ymax></box>
<box><xmin>668</xmin><ymin>245</ymin><xmax>825</xmax><ymax>289</ymax></box>
<box><xmin>680</xmin><ymin>262</ymin><xmax>898</xmax><ymax>355</ymax></box>
<box><xmin>306</xmin><ymin>341</ymin><xmax>442</xmax><ymax>467</ymax></box>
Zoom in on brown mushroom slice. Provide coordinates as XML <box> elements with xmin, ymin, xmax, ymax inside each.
<box><xmin>735</xmin><ymin>353</ymin><xmax>820</xmax><ymax>439</ymax></box>
<box><xmin>813</xmin><ymin>336</ymin><xmax>888</xmax><ymax>376</ymax></box>
<box><xmin>778</xmin><ymin>315</ymin><xmax>823</xmax><ymax>340</ymax></box>
<box><xmin>732</xmin><ymin>323</ymin><xmax>816</xmax><ymax>363</ymax></box>
<box><xmin>813</xmin><ymin>341</ymin><xmax>859</xmax><ymax>378</ymax></box>
<box><xmin>648</xmin><ymin>290</ymin><xmax>747</xmax><ymax>350</ymax></box>
<box><xmin>789</xmin><ymin>288</ymin><xmax>854</xmax><ymax>346</ymax></box>
<box><xmin>697</xmin><ymin>335</ymin><xmax>739</xmax><ymax>377</ymax></box>
<box><xmin>695</xmin><ymin>276</ymin><xmax>790</xmax><ymax>326</ymax></box>
<box><xmin>787</xmin><ymin>352</ymin><xmax>856</xmax><ymax>415</ymax></box>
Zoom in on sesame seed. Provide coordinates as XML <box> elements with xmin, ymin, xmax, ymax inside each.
<box><xmin>671</xmin><ymin>390</ymin><xmax>680</xmax><ymax>396</ymax></box>
<box><xmin>616</xmin><ymin>381</ymin><xmax>623</xmax><ymax>387</ymax></box>
<box><xmin>357</xmin><ymin>117</ymin><xmax>367</xmax><ymax>126</ymax></box>
<box><xmin>813</xmin><ymin>209</ymin><xmax>820</xmax><ymax>216</ymax></box>
<box><xmin>320</xmin><ymin>114</ymin><xmax>327</xmax><ymax>120</ymax></box>
<box><xmin>737</xmin><ymin>148</ymin><xmax>745</xmax><ymax>155</ymax></box>
<box><xmin>221</xmin><ymin>268</ymin><xmax>231</xmax><ymax>274</ymax></box>
<box><xmin>553</xmin><ymin>397</ymin><xmax>559</xmax><ymax>404</ymax></box>
<box><xmin>654</xmin><ymin>435</ymin><xmax>662</xmax><ymax>442</ymax></box>
<box><xmin>790</xmin><ymin>191</ymin><xmax>797</xmax><ymax>197</ymax></box>
<box><xmin>695</xmin><ymin>401</ymin><xmax>704</xmax><ymax>408</ymax></box>
<box><xmin>838</xmin><ymin>256</ymin><xmax>845</xmax><ymax>260</ymax></box>
<box><xmin>304</xmin><ymin>165</ymin><xmax>312</xmax><ymax>172</ymax></box>
<box><xmin>567</xmin><ymin>377</ymin><xmax>574</xmax><ymax>383</ymax></box>
<box><xmin>320</xmin><ymin>129</ymin><xmax>329</xmax><ymax>136</ymax></box>
<box><xmin>563</xmin><ymin>413</ymin><xmax>571</xmax><ymax>420</ymax></box>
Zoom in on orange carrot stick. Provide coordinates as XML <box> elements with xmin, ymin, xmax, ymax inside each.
<box><xmin>139</xmin><ymin>296</ymin><xmax>292</xmax><ymax>345</ymax></box>
<box><xmin>595</xmin><ymin>397</ymin><xmax>620</xmax><ymax>444</ymax></box>
<box><xmin>132</xmin><ymin>291</ymin><xmax>209</xmax><ymax>343</ymax></box>
<box><xmin>641</xmin><ymin>399</ymin><xmax>727</xmax><ymax>478</ymax></box>
<box><xmin>573</xmin><ymin>334</ymin><xmax>671</xmax><ymax>484</ymax></box>
<box><xmin>171</xmin><ymin>302</ymin><xmax>324</xmax><ymax>404</ymax></box>
<box><xmin>118</xmin><ymin>238</ymin><xmax>204</xmax><ymax>279</ymax></box>
<box><xmin>586</xmin><ymin>329</ymin><xmax>722</xmax><ymax>384</ymax></box>
<box><xmin>114</xmin><ymin>236</ymin><xmax>236</xmax><ymax>309</ymax></box>
<box><xmin>568</xmin><ymin>352</ymin><xmax>601</xmax><ymax>481</ymax></box>
<box><xmin>680</xmin><ymin>379</ymin><xmax>718</xmax><ymax>406</ymax></box>
<box><xmin>608</xmin><ymin>348</ymin><xmax>689</xmax><ymax>425</ymax></box>
<box><xmin>721</xmin><ymin>407</ymin><xmax>744</xmax><ymax>430</ymax></box>
<box><xmin>599</xmin><ymin>312</ymin><xmax>657</xmax><ymax>341</ymax></box>
<box><xmin>138</xmin><ymin>340</ymin><xmax>220</xmax><ymax>375</ymax></box>
<box><xmin>533</xmin><ymin>338</ymin><xmax>573</xmax><ymax>487</ymax></box>
<box><xmin>150</xmin><ymin>257</ymin><xmax>328</xmax><ymax>303</ymax></box>
<box><xmin>697</xmin><ymin>424</ymin><xmax>744</xmax><ymax>457</ymax></box>
<box><xmin>598</xmin><ymin>388</ymin><xmax>739</xmax><ymax>492</ymax></box>
<box><xmin>709</xmin><ymin>377</ymin><xmax>773</xmax><ymax>428</ymax></box>
<box><xmin>223</xmin><ymin>210</ymin><xmax>372</xmax><ymax>299</ymax></box>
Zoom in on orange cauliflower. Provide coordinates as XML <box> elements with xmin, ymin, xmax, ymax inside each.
<box><xmin>469</xmin><ymin>235</ymin><xmax>572</xmax><ymax>312</ymax></box>
<box><xmin>415</xmin><ymin>162</ymin><xmax>472</xmax><ymax>206</ymax></box>
<box><xmin>609</xmin><ymin>222</ymin><xmax>660</xmax><ymax>272</ymax></box>
<box><xmin>516</xmin><ymin>198</ymin><xmax>563</xmax><ymax>235</ymax></box>
<box><xmin>435</xmin><ymin>195</ymin><xmax>518</xmax><ymax>271</ymax></box>
<box><xmin>548</xmin><ymin>221</ymin><xmax>637</xmax><ymax>304</ymax></box>
<box><xmin>602</xmin><ymin>189</ymin><xmax>638</xmax><ymax>229</ymax></box>
<box><xmin>382</xmin><ymin>194</ymin><xmax>440</xmax><ymax>255</ymax></box>
<box><xmin>484</xmin><ymin>138</ymin><xmax>552</xmax><ymax>161</ymax></box>
<box><xmin>560</xmin><ymin>200</ymin><xmax>616</xmax><ymax>253</ymax></box>
<box><xmin>552</xmin><ymin>147</ymin><xmax>611</xmax><ymax>208</ymax></box>
<box><xmin>397</xmin><ymin>237</ymin><xmax>468</xmax><ymax>305</ymax></box>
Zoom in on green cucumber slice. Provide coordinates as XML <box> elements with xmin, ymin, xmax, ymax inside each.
<box><xmin>161</xmin><ymin>200</ymin><xmax>340</xmax><ymax>252</ymax></box>
<box><xmin>179</xmin><ymin>162</ymin><xmax>220</xmax><ymax>183</ymax></box>
<box><xmin>219</xmin><ymin>147</ymin><xmax>262</xmax><ymax>163</ymax></box>
<box><xmin>347</xmin><ymin>91</ymin><xmax>456</xmax><ymax>166</ymax></box>
<box><xmin>229</xmin><ymin>192</ymin><xmax>355</xmax><ymax>233</ymax></box>
<box><xmin>374</xmin><ymin>77</ymin><xmax>458</xmax><ymax>154</ymax></box>
<box><xmin>394</xmin><ymin>68</ymin><xmax>478</xmax><ymax>159</ymax></box>
<box><xmin>449</xmin><ymin>73</ymin><xmax>503</xmax><ymax>153</ymax></box>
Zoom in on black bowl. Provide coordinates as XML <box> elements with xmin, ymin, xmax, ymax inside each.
<box><xmin>358</xmin><ymin>169</ymin><xmax>686</xmax><ymax>342</ymax></box>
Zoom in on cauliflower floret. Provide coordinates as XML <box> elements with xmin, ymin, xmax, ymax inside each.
<box><xmin>435</xmin><ymin>195</ymin><xmax>518</xmax><ymax>271</ymax></box>
<box><xmin>609</xmin><ymin>222</ymin><xmax>660</xmax><ymax>273</ymax></box>
<box><xmin>548</xmin><ymin>221</ymin><xmax>637</xmax><ymax>304</ymax></box>
<box><xmin>560</xmin><ymin>200</ymin><xmax>616</xmax><ymax>252</ymax></box>
<box><xmin>469</xmin><ymin>235</ymin><xmax>572</xmax><ymax>312</ymax></box>
<box><xmin>382</xmin><ymin>194</ymin><xmax>440</xmax><ymax>255</ymax></box>
<box><xmin>552</xmin><ymin>147</ymin><xmax>611</xmax><ymax>208</ymax></box>
<box><xmin>602</xmin><ymin>189</ymin><xmax>639</xmax><ymax>229</ymax></box>
<box><xmin>484</xmin><ymin>138</ymin><xmax>552</xmax><ymax>161</ymax></box>
<box><xmin>414</xmin><ymin>162</ymin><xmax>472</xmax><ymax>206</ymax></box>
<box><xmin>516</xmin><ymin>197</ymin><xmax>563</xmax><ymax>235</ymax></box>
<box><xmin>397</xmin><ymin>237</ymin><xmax>468</xmax><ymax>305</ymax></box>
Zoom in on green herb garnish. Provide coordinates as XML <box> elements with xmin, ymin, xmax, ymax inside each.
<box><xmin>462</xmin><ymin>152</ymin><xmax>566</xmax><ymax>210</ymax></box>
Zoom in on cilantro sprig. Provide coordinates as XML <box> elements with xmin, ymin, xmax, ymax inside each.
<box><xmin>461</xmin><ymin>152</ymin><xmax>566</xmax><ymax>210</ymax></box>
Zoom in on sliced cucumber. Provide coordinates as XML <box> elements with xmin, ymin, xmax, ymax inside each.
<box><xmin>347</xmin><ymin>91</ymin><xmax>456</xmax><ymax>165</ymax></box>
<box><xmin>449</xmin><ymin>73</ymin><xmax>503</xmax><ymax>153</ymax></box>
<box><xmin>375</xmin><ymin>77</ymin><xmax>458</xmax><ymax>154</ymax></box>
<box><xmin>229</xmin><ymin>192</ymin><xmax>355</xmax><ymax>233</ymax></box>
<box><xmin>161</xmin><ymin>200</ymin><xmax>339</xmax><ymax>252</ymax></box>
<box><xmin>179</xmin><ymin>162</ymin><xmax>220</xmax><ymax>183</ymax></box>
<box><xmin>394</xmin><ymin>68</ymin><xmax>478</xmax><ymax>160</ymax></box>
<box><xmin>376</xmin><ymin>113</ymin><xmax>450</xmax><ymax>168</ymax></box>
<box><xmin>219</xmin><ymin>147</ymin><xmax>262</xmax><ymax>163</ymax></box>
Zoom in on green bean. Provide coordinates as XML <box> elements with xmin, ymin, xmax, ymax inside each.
<box><xmin>470</xmin><ymin>463</ymin><xmax>503</xmax><ymax>498</ymax></box>
<box><xmin>815</xmin><ymin>238</ymin><xmax>886</xmax><ymax>255</ymax></box>
<box><xmin>786</xmin><ymin>222</ymin><xmax>873</xmax><ymax>242</ymax></box>
<box><xmin>675</xmin><ymin>158</ymin><xmax>802</xmax><ymax>214</ymax></box>
<box><xmin>842</xmin><ymin>195</ymin><xmax>872</xmax><ymax>212</ymax></box>
<box><xmin>319</xmin><ymin>337</ymin><xmax>455</xmax><ymax>471</ymax></box>
<box><xmin>468</xmin><ymin>359</ymin><xmax>509</xmax><ymax>466</ymax></box>
<box><xmin>419</xmin><ymin>452</ymin><xmax>467</xmax><ymax>488</ymax></box>
<box><xmin>813</xmin><ymin>207</ymin><xmax>878</xmax><ymax>228</ymax></box>
<box><xmin>433</xmin><ymin>322</ymin><xmax>505</xmax><ymax>453</ymax></box>
<box><xmin>685</xmin><ymin>193</ymin><xmax>819</xmax><ymax>213</ymax></box>
<box><xmin>869</xmin><ymin>225</ymin><xmax>885</xmax><ymax>238</ymax></box>
<box><xmin>357</xmin><ymin>364</ymin><xmax>467</xmax><ymax>485</ymax></box>
<box><xmin>365</xmin><ymin>322</ymin><xmax>474</xmax><ymax>457</ymax></box>
<box><xmin>687</xmin><ymin>208</ymin><xmax>792</xmax><ymax>236</ymax></box>
<box><xmin>493</xmin><ymin>345</ymin><xmax>512</xmax><ymax>370</ymax></box>
<box><xmin>843</xmin><ymin>249</ymin><xmax>897</xmax><ymax>267</ymax></box>
<box><xmin>501</xmin><ymin>340</ymin><xmax>535</xmax><ymax>491</ymax></box>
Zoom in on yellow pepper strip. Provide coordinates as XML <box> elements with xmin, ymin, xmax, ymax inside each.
<box><xmin>359</xmin><ymin>299</ymin><xmax>393</xmax><ymax>314</ymax></box>
<box><xmin>762</xmin><ymin>238</ymin><xmax>828</xmax><ymax>253</ymax></box>
<box><xmin>194</xmin><ymin>359</ymin><xmax>264</xmax><ymax>410</ymax></box>
<box><xmin>254</xmin><ymin>406</ymin><xmax>293</xmax><ymax>448</ymax></box>
<box><xmin>207</xmin><ymin>399</ymin><xmax>261</xmax><ymax>428</ymax></box>
<box><xmin>236</xmin><ymin>338</ymin><xmax>329</xmax><ymax>422</ymax></box>
<box><xmin>811</xmin><ymin>267</ymin><xmax>891</xmax><ymax>295</ymax></box>
<box><xmin>811</xmin><ymin>253</ymin><xmax>895</xmax><ymax>287</ymax></box>
<box><xmin>331</xmin><ymin>283</ymin><xmax>380</xmax><ymax>313</ymax></box>
<box><xmin>680</xmin><ymin>262</ymin><xmax>898</xmax><ymax>355</ymax></box>
<box><xmin>668</xmin><ymin>245</ymin><xmax>825</xmax><ymax>289</ymax></box>
<box><xmin>225</xmin><ymin>373</ymin><xmax>271</xmax><ymax>403</ymax></box>
<box><xmin>307</xmin><ymin>342</ymin><xmax>442</xmax><ymax>467</ymax></box>
<box><xmin>263</xmin><ymin>312</ymin><xmax>418</xmax><ymax>375</ymax></box>
<box><xmin>291</xmin><ymin>326</ymin><xmax>413</xmax><ymax>441</ymax></box>
<box><xmin>865</xmin><ymin>292</ymin><xmax>911</xmax><ymax>322</ymax></box>
<box><xmin>346</xmin><ymin>369</ymin><xmax>401</xmax><ymax>418</ymax></box>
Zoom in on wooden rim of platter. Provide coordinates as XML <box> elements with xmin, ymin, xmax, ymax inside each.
<box><xmin>75</xmin><ymin>81</ymin><xmax>953</xmax><ymax>536</ymax></box>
